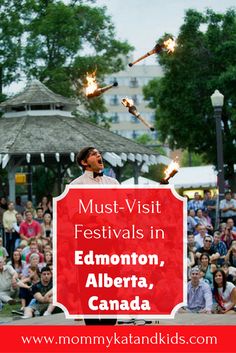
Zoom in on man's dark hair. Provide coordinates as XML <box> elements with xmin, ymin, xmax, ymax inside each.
<box><xmin>40</xmin><ymin>266</ymin><xmax>52</xmax><ymax>274</ymax></box>
<box><xmin>76</xmin><ymin>146</ymin><xmax>95</xmax><ymax>168</ymax></box>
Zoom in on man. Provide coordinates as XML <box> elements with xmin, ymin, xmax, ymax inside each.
<box><xmin>186</xmin><ymin>266</ymin><xmax>213</xmax><ymax>313</ymax></box>
<box><xmin>71</xmin><ymin>146</ymin><xmax>118</xmax><ymax>325</ymax></box>
<box><xmin>25</xmin><ymin>241</ymin><xmax>44</xmax><ymax>264</ymax></box>
<box><xmin>212</xmin><ymin>231</ymin><xmax>227</xmax><ymax>266</ymax></box>
<box><xmin>34</xmin><ymin>207</ymin><xmax>44</xmax><ymax>224</ymax></box>
<box><xmin>188</xmin><ymin>192</ymin><xmax>204</xmax><ymax>212</ymax></box>
<box><xmin>19</xmin><ymin>210</ymin><xmax>42</xmax><ymax>242</ymax></box>
<box><xmin>22</xmin><ymin>266</ymin><xmax>55</xmax><ymax>318</ymax></box>
<box><xmin>194</xmin><ymin>225</ymin><xmax>208</xmax><ymax>247</ymax></box>
<box><xmin>0</xmin><ymin>256</ymin><xmax>18</xmax><ymax>304</ymax></box>
<box><xmin>203</xmin><ymin>190</ymin><xmax>216</xmax><ymax>229</ymax></box>
<box><xmin>219</xmin><ymin>191</ymin><xmax>236</xmax><ymax>223</ymax></box>
<box><xmin>196</xmin><ymin>235</ymin><xmax>220</xmax><ymax>263</ymax></box>
<box><xmin>71</xmin><ymin>146</ymin><xmax>119</xmax><ymax>185</ymax></box>
<box><xmin>3</xmin><ymin>201</ymin><xmax>17</xmax><ymax>257</ymax></box>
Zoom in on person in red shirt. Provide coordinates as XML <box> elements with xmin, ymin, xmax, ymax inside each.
<box><xmin>20</xmin><ymin>211</ymin><xmax>42</xmax><ymax>242</ymax></box>
<box><xmin>25</xmin><ymin>241</ymin><xmax>44</xmax><ymax>264</ymax></box>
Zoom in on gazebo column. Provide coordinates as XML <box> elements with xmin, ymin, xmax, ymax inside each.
<box><xmin>27</xmin><ymin>164</ymin><xmax>33</xmax><ymax>201</ymax></box>
<box><xmin>113</xmin><ymin>167</ymin><xmax>121</xmax><ymax>183</ymax></box>
<box><xmin>56</xmin><ymin>163</ymin><xmax>62</xmax><ymax>195</ymax></box>
<box><xmin>133</xmin><ymin>161</ymin><xmax>139</xmax><ymax>184</ymax></box>
<box><xmin>7</xmin><ymin>162</ymin><xmax>16</xmax><ymax>202</ymax></box>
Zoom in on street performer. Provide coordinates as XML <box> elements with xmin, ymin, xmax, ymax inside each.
<box><xmin>71</xmin><ymin>146</ymin><xmax>119</xmax><ymax>186</ymax></box>
<box><xmin>71</xmin><ymin>146</ymin><xmax>119</xmax><ymax>325</ymax></box>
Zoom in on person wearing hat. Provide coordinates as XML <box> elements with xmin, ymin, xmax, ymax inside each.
<box><xmin>185</xmin><ymin>266</ymin><xmax>213</xmax><ymax>313</ymax></box>
<box><xmin>71</xmin><ymin>147</ymin><xmax>118</xmax><ymax>325</ymax></box>
<box><xmin>71</xmin><ymin>147</ymin><xmax>119</xmax><ymax>185</ymax></box>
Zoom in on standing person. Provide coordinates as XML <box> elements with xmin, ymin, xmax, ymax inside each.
<box><xmin>203</xmin><ymin>190</ymin><xmax>216</xmax><ymax>229</ymax></box>
<box><xmin>188</xmin><ymin>192</ymin><xmax>204</xmax><ymax>212</ymax></box>
<box><xmin>71</xmin><ymin>147</ymin><xmax>119</xmax><ymax>186</ymax></box>
<box><xmin>2</xmin><ymin>201</ymin><xmax>17</xmax><ymax>257</ymax></box>
<box><xmin>71</xmin><ymin>146</ymin><xmax>119</xmax><ymax>325</ymax></box>
<box><xmin>213</xmin><ymin>269</ymin><xmax>236</xmax><ymax>314</ymax></box>
<box><xmin>219</xmin><ymin>191</ymin><xmax>236</xmax><ymax>224</ymax></box>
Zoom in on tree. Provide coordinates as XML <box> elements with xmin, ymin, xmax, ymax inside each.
<box><xmin>143</xmin><ymin>9</ymin><xmax>236</xmax><ymax>188</ymax></box>
<box><xmin>22</xmin><ymin>0</ymin><xmax>132</xmax><ymax>120</ymax></box>
<box><xmin>0</xmin><ymin>0</ymin><xmax>24</xmax><ymax>101</ymax></box>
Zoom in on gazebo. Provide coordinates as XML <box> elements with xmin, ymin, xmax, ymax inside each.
<box><xmin>0</xmin><ymin>80</ymin><xmax>170</xmax><ymax>201</ymax></box>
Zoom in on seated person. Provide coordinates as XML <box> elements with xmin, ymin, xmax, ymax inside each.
<box><xmin>22</xmin><ymin>266</ymin><xmax>55</xmax><ymax>318</ymax></box>
<box><xmin>181</xmin><ymin>266</ymin><xmax>212</xmax><ymax>314</ymax></box>
<box><xmin>196</xmin><ymin>235</ymin><xmax>220</xmax><ymax>264</ymax></box>
<box><xmin>213</xmin><ymin>269</ymin><xmax>236</xmax><ymax>314</ymax></box>
<box><xmin>0</xmin><ymin>256</ymin><xmax>18</xmax><ymax>304</ymax></box>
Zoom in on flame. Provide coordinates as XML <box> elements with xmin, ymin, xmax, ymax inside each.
<box><xmin>85</xmin><ymin>72</ymin><xmax>98</xmax><ymax>96</ymax></box>
<box><xmin>164</xmin><ymin>159</ymin><xmax>179</xmax><ymax>179</ymax></box>
<box><xmin>122</xmin><ymin>98</ymin><xmax>134</xmax><ymax>108</ymax></box>
<box><xmin>163</xmin><ymin>38</ymin><xmax>176</xmax><ymax>53</ymax></box>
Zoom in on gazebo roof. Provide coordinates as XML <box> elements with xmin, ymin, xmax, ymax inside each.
<box><xmin>0</xmin><ymin>80</ymin><xmax>76</xmax><ymax>108</ymax></box>
<box><xmin>0</xmin><ymin>114</ymin><xmax>170</xmax><ymax>168</ymax></box>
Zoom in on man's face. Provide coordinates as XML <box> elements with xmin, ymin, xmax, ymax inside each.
<box><xmin>82</xmin><ymin>149</ymin><xmax>104</xmax><ymax>172</ymax></box>
<box><xmin>199</xmin><ymin>226</ymin><xmax>206</xmax><ymax>236</ymax></box>
<box><xmin>213</xmin><ymin>234</ymin><xmax>220</xmax><ymax>244</ymax></box>
<box><xmin>188</xmin><ymin>234</ymin><xmax>194</xmax><ymax>244</ymax></box>
<box><xmin>41</xmin><ymin>271</ymin><xmax>52</xmax><ymax>284</ymax></box>
<box><xmin>30</xmin><ymin>245</ymin><xmax>38</xmax><ymax>253</ymax></box>
<box><xmin>191</xmin><ymin>271</ymin><xmax>200</xmax><ymax>285</ymax></box>
<box><xmin>225</xmin><ymin>193</ymin><xmax>232</xmax><ymax>201</ymax></box>
<box><xmin>226</xmin><ymin>218</ymin><xmax>234</xmax><ymax>229</ymax></box>
<box><xmin>37</xmin><ymin>209</ymin><xmax>43</xmax><ymax>218</ymax></box>
<box><xmin>26</xmin><ymin>212</ymin><xmax>33</xmax><ymax>222</ymax></box>
<box><xmin>204</xmin><ymin>237</ymin><xmax>212</xmax><ymax>249</ymax></box>
<box><xmin>194</xmin><ymin>192</ymin><xmax>200</xmax><ymax>200</ymax></box>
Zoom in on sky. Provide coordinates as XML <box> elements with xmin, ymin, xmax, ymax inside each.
<box><xmin>5</xmin><ymin>0</ymin><xmax>236</xmax><ymax>94</ymax></box>
<box><xmin>95</xmin><ymin>0</ymin><xmax>236</xmax><ymax>63</ymax></box>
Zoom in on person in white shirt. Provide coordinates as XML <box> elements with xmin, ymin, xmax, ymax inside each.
<box><xmin>71</xmin><ymin>146</ymin><xmax>119</xmax><ymax>185</ymax></box>
<box><xmin>71</xmin><ymin>146</ymin><xmax>118</xmax><ymax>325</ymax></box>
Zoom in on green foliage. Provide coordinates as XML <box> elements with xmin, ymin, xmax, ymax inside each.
<box><xmin>181</xmin><ymin>150</ymin><xmax>208</xmax><ymax>167</ymax></box>
<box><xmin>144</xmin><ymin>9</ymin><xmax>236</xmax><ymax>185</ymax></box>
<box><xmin>32</xmin><ymin>166</ymin><xmax>56</xmax><ymax>202</ymax></box>
<box><xmin>21</xmin><ymin>0</ymin><xmax>133</xmax><ymax>121</ymax></box>
<box><xmin>0</xmin><ymin>0</ymin><xmax>24</xmax><ymax>92</ymax></box>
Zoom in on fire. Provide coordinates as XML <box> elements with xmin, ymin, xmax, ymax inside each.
<box><xmin>122</xmin><ymin>98</ymin><xmax>134</xmax><ymax>108</ymax></box>
<box><xmin>163</xmin><ymin>38</ymin><xmax>176</xmax><ymax>53</ymax></box>
<box><xmin>85</xmin><ymin>72</ymin><xmax>98</xmax><ymax>96</ymax></box>
<box><xmin>164</xmin><ymin>159</ymin><xmax>179</xmax><ymax>179</ymax></box>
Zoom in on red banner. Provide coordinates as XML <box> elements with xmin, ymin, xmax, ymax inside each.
<box><xmin>54</xmin><ymin>186</ymin><xmax>186</xmax><ymax>318</ymax></box>
<box><xmin>0</xmin><ymin>325</ymin><xmax>234</xmax><ymax>353</ymax></box>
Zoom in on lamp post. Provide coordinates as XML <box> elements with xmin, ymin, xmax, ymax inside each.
<box><xmin>210</xmin><ymin>89</ymin><xmax>225</xmax><ymax>201</ymax></box>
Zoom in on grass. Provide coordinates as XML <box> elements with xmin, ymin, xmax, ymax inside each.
<box><xmin>0</xmin><ymin>303</ymin><xmax>21</xmax><ymax>318</ymax></box>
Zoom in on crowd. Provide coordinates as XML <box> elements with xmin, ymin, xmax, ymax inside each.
<box><xmin>186</xmin><ymin>190</ymin><xmax>236</xmax><ymax>314</ymax></box>
<box><xmin>0</xmin><ymin>188</ymin><xmax>236</xmax><ymax>320</ymax></box>
<box><xmin>0</xmin><ymin>195</ymin><xmax>54</xmax><ymax>318</ymax></box>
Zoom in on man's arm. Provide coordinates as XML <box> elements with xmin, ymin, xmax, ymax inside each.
<box><xmin>203</xmin><ymin>283</ymin><xmax>213</xmax><ymax>313</ymax></box>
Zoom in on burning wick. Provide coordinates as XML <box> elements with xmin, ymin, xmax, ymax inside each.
<box><xmin>121</xmin><ymin>98</ymin><xmax>155</xmax><ymax>131</ymax></box>
<box><xmin>85</xmin><ymin>72</ymin><xmax>118</xmax><ymax>98</ymax></box>
<box><xmin>160</xmin><ymin>160</ymin><xmax>179</xmax><ymax>184</ymax></box>
<box><xmin>129</xmin><ymin>38</ymin><xmax>176</xmax><ymax>67</ymax></box>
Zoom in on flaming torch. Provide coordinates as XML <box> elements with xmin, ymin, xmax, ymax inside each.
<box><xmin>122</xmin><ymin>98</ymin><xmax>155</xmax><ymax>131</ymax></box>
<box><xmin>160</xmin><ymin>159</ymin><xmax>179</xmax><ymax>184</ymax></box>
<box><xmin>85</xmin><ymin>72</ymin><xmax>118</xmax><ymax>99</ymax></box>
<box><xmin>129</xmin><ymin>38</ymin><xmax>176</xmax><ymax>67</ymax></box>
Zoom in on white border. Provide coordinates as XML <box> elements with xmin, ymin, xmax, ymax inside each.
<box><xmin>53</xmin><ymin>185</ymin><xmax>187</xmax><ymax>320</ymax></box>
